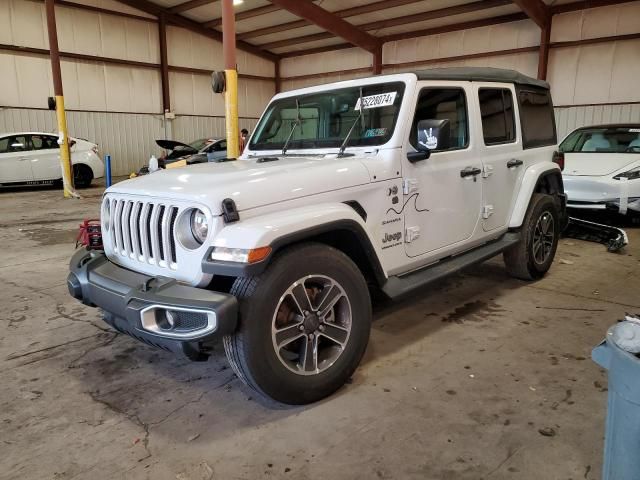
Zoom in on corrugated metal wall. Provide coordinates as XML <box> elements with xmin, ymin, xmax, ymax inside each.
<box><xmin>555</xmin><ymin>104</ymin><xmax>640</xmax><ymax>140</ymax></box>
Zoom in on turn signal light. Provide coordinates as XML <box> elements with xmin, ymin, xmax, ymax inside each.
<box><xmin>247</xmin><ymin>246</ymin><xmax>272</xmax><ymax>263</ymax></box>
<box><xmin>210</xmin><ymin>246</ymin><xmax>272</xmax><ymax>263</ymax></box>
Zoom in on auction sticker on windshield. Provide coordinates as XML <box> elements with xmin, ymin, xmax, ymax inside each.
<box><xmin>355</xmin><ymin>92</ymin><xmax>397</xmax><ymax>110</ymax></box>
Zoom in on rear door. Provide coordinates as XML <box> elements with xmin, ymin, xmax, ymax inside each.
<box><xmin>28</xmin><ymin>134</ymin><xmax>61</xmax><ymax>181</ymax></box>
<box><xmin>0</xmin><ymin>135</ymin><xmax>34</xmax><ymax>183</ymax></box>
<box><xmin>473</xmin><ymin>84</ymin><xmax>523</xmax><ymax>231</ymax></box>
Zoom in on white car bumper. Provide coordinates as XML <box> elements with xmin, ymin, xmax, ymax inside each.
<box><xmin>563</xmin><ymin>175</ymin><xmax>640</xmax><ymax>214</ymax></box>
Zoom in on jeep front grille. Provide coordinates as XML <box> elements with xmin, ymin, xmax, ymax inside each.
<box><xmin>107</xmin><ymin>198</ymin><xmax>179</xmax><ymax>269</ymax></box>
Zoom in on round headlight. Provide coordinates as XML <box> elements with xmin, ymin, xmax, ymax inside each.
<box><xmin>190</xmin><ymin>209</ymin><xmax>209</xmax><ymax>244</ymax></box>
<box><xmin>102</xmin><ymin>200</ymin><xmax>111</xmax><ymax>230</ymax></box>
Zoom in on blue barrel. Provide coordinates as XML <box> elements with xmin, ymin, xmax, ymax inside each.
<box><xmin>592</xmin><ymin>328</ymin><xmax>640</xmax><ymax>480</ymax></box>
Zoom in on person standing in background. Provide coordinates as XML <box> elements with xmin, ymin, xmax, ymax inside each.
<box><xmin>239</xmin><ymin>128</ymin><xmax>249</xmax><ymax>153</ymax></box>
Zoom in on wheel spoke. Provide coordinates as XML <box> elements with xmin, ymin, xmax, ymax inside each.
<box><xmin>318</xmin><ymin>285</ymin><xmax>343</xmax><ymax>318</ymax></box>
<box><xmin>290</xmin><ymin>282</ymin><xmax>313</xmax><ymax>315</ymax></box>
<box><xmin>300</xmin><ymin>335</ymin><xmax>318</xmax><ymax>373</ymax></box>
<box><xmin>275</xmin><ymin>322</ymin><xmax>305</xmax><ymax>349</ymax></box>
<box><xmin>540</xmin><ymin>214</ymin><xmax>552</xmax><ymax>234</ymax></box>
<box><xmin>319</xmin><ymin>322</ymin><xmax>349</xmax><ymax>346</ymax></box>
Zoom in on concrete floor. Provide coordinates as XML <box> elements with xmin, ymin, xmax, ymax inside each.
<box><xmin>1</xmin><ymin>183</ymin><xmax>638</xmax><ymax>480</ymax></box>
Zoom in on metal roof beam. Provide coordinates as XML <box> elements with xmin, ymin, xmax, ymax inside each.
<box><xmin>279</xmin><ymin>12</ymin><xmax>529</xmax><ymax>57</ymax></box>
<box><xmin>239</xmin><ymin>0</ymin><xmax>426</xmax><ymax>40</ymax></box>
<box><xmin>511</xmin><ymin>0</ymin><xmax>550</xmax><ymax>27</ymax></box>
<box><xmin>266</xmin><ymin>0</ymin><xmax>381</xmax><ymax>53</ymax></box>
<box><xmin>169</xmin><ymin>0</ymin><xmax>217</xmax><ymax>14</ymax></box>
<box><xmin>115</xmin><ymin>0</ymin><xmax>278</xmax><ymax>61</ymax></box>
<box><xmin>259</xmin><ymin>0</ymin><xmax>511</xmax><ymax>51</ymax></box>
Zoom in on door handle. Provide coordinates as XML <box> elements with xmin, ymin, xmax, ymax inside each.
<box><xmin>19</xmin><ymin>157</ymin><xmax>30</xmax><ymax>161</ymax></box>
<box><xmin>460</xmin><ymin>166</ymin><xmax>482</xmax><ymax>178</ymax></box>
<box><xmin>507</xmin><ymin>159</ymin><xmax>523</xmax><ymax>168</ymax></box>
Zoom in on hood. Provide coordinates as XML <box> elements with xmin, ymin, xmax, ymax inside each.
<box><xmin>107</xmin><ymin>155</ymin><xmax>372</xmax><ymax>214</ymax></box>
<box><xmin>155</xmin><ymin>139</ymin><xmax>199</xmax><ymax>155</ymax></box>
<box><xmin>564</xmin><ymin>153</ymin><xmax>640</xmax><ymax>176</ymax></box>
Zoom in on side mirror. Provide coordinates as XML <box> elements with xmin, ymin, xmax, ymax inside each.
<box><xmin>417</xmin><ymin>119</ymin><xmax>450</xmax><ymax>152</ymax></box>
<box><xmin>407</xmin><ymin>119</ymin><xmax>450</xmax><ymax>163</ymax></box>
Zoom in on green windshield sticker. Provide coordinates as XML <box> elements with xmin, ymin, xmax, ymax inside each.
<box><xmin>364</xmin><ymin>128</ymin><xmax>388</xmax><ymax>138</ymax></box>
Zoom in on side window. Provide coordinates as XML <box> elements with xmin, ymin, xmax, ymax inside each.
<box><xmin>479</xmin><ymin>88</ymin><xmax>516</xmax><ymax>145</ymax></box>
<box><xmin>218</xmin><ymin>141</ymin><xmax>226</xmax><ymax>150</ymax></box>
<box><xmin>4</xmin><ymin>136</ymin><xmax>29</xmax><ymax>153</ymax></box>
<box><xmin>517</xmin><ymin>87</ymin><xmax>557</xmax><ymax>149</ymax></box>
<box><xmin>410</xmin><ymin>88</ymin><xmax>468</xmax><ymax>152</ymax></box>
<box><xmin>30</xmin><ymin>135</ymin><xmax>58</xmax><ymax>150</ymax></box>
<box><xmin>0</xmin><ymin>137</ymin><xmax>9</xmax><ymax>154</ymax></box>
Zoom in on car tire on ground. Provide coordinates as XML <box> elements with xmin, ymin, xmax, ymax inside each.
<box><xmin>73</xmin><ymin>164</ymin><xmax>93</xmax><ymax>188</ymax></box>
<box><xmin>223</xmin><ymin>243</ymin><xmax>371</xmax><ymax>405</ymax></box>
<box><xmin>504</xmin><ymin>193</ymin><xmax>559</xmax><ymax>281</ymax></box>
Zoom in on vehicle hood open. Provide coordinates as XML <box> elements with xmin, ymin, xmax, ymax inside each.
<box><xmin>563</xmin><ymin>153</ymin><xmax>640</xmax><ymax>176</ymax></box>
<box><xmin>155</xmin><ymin>139</ymin><xmax>199</xmax><ymax>155</ymax></box>
<box><xmin>107</xmin><ymin>155</ymin><xmax>372</xmax><ymax>214</ymax></box>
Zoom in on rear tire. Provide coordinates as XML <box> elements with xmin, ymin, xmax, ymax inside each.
<box><xmin>223</xmin><ymin>243</ymin><xmax>371</xmax><ymax>404</ymax></box>
<box><xmin>73</xmin><ymin>164</ymin><xmax>93</xmax><ymax>188</ymax></box>
<box><xmin>504</xmin><ymin>193</ymin><xmax>559</xmax><ymax>280</ymax></box>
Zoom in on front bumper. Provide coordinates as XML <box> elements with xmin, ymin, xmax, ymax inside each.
<box><xmin>563</xmin><ymin>175</ymin><xmax>640</xmax><ymax>214</ymax></box>
<box><xmin>67</xmin><ymin>249</ymin><xmax>238</xmax><ymax>360</ymax></box>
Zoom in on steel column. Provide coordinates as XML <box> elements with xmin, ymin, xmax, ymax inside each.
<box><xmin>45</xmin><ymin>0</ymin><xmax>77</xmax><ymax>198</ymax></box>
<box><xmin>222</xmin><ymin>0</ymin><xmax>240</xmax><ymax>158</ymax></box>
<box><xmin>159</xmin><ymin>14</ymin><xmax>171</xmax><ymax>113</ymax></box>
<box><xmin>538</xmin><ymin>19</ymin><xmax>552</xmax><ymax>80</ymax></box>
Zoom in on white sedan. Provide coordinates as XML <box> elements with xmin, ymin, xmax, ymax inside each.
<box><xmin>0</xmin><ymin>132</ymin><xmax>104</xmax><ymax>188</ymax></box>
<box><xmin>560</xmin><ymin>124</ymin><xmax>640</xmax><ymax>217</ymax></box>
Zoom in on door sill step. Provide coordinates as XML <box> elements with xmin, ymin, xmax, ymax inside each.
<box><xmin>381</xmin><ymin>232</ymin><xmax>520</xmax><ymax>299</ymax></box>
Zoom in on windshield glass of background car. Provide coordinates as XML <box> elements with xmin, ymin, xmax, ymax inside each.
<box><xmin>560</xmin><ymin>127</ymin><xmax>640</xmax><ymax>153</ymax></box>
<box><xmin>249</xmin><ymin>82</ymin><xmax>406</xmax><ymax>151</ymax></box>
<box><xmin>188</xmin><ymin>139</ymin><xmax>210</xmax><ymax>151</ymax></box>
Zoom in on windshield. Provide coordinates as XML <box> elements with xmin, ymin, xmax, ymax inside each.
<box><xmin>560</xmin><ymin>127</ymin><xmax>640</xmax><ymax>153</ymax></box>
<box><xmin>188</xmin><ymin>138</ymin><xmax>211</xmax><ymax>151</ymax></box>
<box><xmin>249</xmin><ymin>82</ymin><xmax>406</xmax><ymax>151</ymax></box>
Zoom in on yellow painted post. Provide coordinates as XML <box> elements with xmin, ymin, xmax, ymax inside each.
<box><xmin>55</xmin><ymin>95</ymin><xmax>75</xmax><ymax>198</ymax></box>
<box><xmin>222</xmin><ymin>0</ymin><xmax>240</xmax><ymax>159</ymax></box>
<box><xmin>45</xmin><ymin>0</ymin><xmax>78</xmax><ymax>198</ymax></box>
<box><xmin>225</xmin><ymin>69</ymin><xmax>240</xmax><ymax>158</ymax></box>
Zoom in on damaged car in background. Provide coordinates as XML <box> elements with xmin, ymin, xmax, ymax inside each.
<box><xmin>136</xmin><ymin>137</ymin><xmax>228</xmax><ymax>175</ymax></box>
<box><xmin>556</xmin><ymin>124</ymin><xmax>637</xmax><ymax>252</ymax></box>
<box><xmin>560</xmin><ymin>124</ymin><xmax>640</xmax><ymax>219</ymax></box>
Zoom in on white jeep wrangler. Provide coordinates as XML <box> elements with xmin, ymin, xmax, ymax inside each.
<box><xmin>68</xmin><ymin>67</ymin><xmax>567</xmax><ymax>404</ymax></box>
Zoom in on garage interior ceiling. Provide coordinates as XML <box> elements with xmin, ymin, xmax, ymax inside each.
<box><xmin>115</xmin><ymin>0</ymin><xmax>622</xmax><ymax>58</ymax></box>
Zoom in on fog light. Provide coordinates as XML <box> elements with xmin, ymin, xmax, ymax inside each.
<box><xmin>156</xmin><ymin>310</ymin><xmax>177</xmax><ymax>330</ymax></box>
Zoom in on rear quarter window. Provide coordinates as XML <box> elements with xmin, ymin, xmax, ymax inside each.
<box><xmin>516</xmin><ymin>87</ymin><xmax>557</xmax><ymax>149</ymax></box>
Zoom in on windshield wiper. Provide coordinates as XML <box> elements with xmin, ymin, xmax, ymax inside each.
<box><xmin>281</xmin><ymin>98</ymin><xmax>301</xmax><ymax>155</ymax></box>
<box><xmin>338</xmin><ymin>87</ymin><xmax>363</xmax><ymax>158</ymax></box>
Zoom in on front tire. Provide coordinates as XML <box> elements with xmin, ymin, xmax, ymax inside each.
<box><xmin>223</xmin><ymin>243</ymin><xmax>371</xmax><ymax>404</ymax></box>
<box><xmin>504</xmin><ymin>193</ymin><xmax>559</xmax><ymax>280</ymax></box>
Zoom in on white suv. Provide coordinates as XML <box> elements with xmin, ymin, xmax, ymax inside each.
<box><xmin>68</xmin><ymin>68</ymin><xmax>567</xmax><ymax>404</ymax></box>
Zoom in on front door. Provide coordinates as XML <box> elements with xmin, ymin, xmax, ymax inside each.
<box><xmin>403</xmin><ymin>85</ymin><xmax>482</xmax><ymax>259</ymax></box>
<box><xmin>474</xmin><ymin>85</ymin><xmax>524</xmax><ymax>231</ymax></box>
<box><xmin>0</xmin><ymin>135</ymin><xmax>34</xmax><ymax>183</ymax></box>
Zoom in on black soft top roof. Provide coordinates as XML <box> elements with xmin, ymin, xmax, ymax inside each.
<box><xmin>413</xmin><ymin>67</ymin><xmax>549</xmax><ymax>89</ymax></box>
